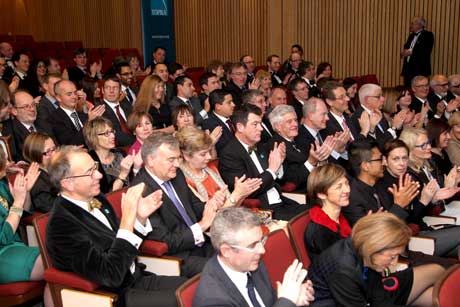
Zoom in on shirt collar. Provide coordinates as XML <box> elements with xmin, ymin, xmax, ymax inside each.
<box><xmin>329</xmin><ymin>110</ymin><xmax>345</xmax><ymax>124</ymax></box>
<box><xmin>61</xmin><ymin>194</ymin><xmax>92</xmax><ymax>213</ymax></box>
<box><xmin>213</xmin><ymin>111</ymin><xmax>229</xmax><ymax>122</ymax></box>
<box><xmin>104</xmin><ymin>99</ymin><xmax>120</xmax><ymax>108</ymax></box>
<box><xmin>60</xmin><ymin>106</ymin><xmax>77</xmax><ymax>116</ymax></box>
<box><xmin>361</xmin><ymin>104</ymin><xmax>373</xmax><ymax>114</ymax></box>
<box><xmin>303</xmin><ymin>123</ymin><xmax>319</xmax><ymax>137</ymax></box>
<box><xmin>144</xmin><ymin>167</ymin><xmax>166</xmax><ymax>186</ymax></box>
<box><xmin>217</xmin><ymin>255</ymin><xmax>250</xmax><ymax>285</ymax></box>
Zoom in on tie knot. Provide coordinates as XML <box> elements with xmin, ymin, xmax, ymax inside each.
<box><xmin>248</xmin><ymin>146</ymin><xmax>257</xmax><ymax>155</ymax></box>
<box><xmin>246</xmin><ymin>273</ymin><xmax>255</xmax><ymax>288</ymax></box>
<box><xmin>88</xmin><ymin>198</ymin><xmax>102</xmax><ymax>211</ymax></box>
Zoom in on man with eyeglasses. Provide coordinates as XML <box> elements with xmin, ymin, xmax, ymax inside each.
<box><xmin>225</xmin><ymin>62</ymin><xmax>251</xmax><ymax>106</ymax></box>
<box><xmin>116</xmin><ymin>61</ymin><xmax>137</xmax><ymax>106</ymax></box>
<box><xmin>8</xmin><ymin>90</ymin><xmax>53</xmax><ymax>161</ymax></box>
<box><xmin>282</xmin><ymin>52</ymin><xmax>302</xmax><ymax>85</ymax></box>
<box><xmin>67</xmin><ymin>48</ymin><xmax>102</xmax><ymax>88</ymax></box>
<box><xmin>193</xmin><ymin>207</ymin><xmax>314</xmax><ymax>307</ymax></box>
<box><xmin>427</xmin><ymin>74</ymin><xmax>460</xmax><ymax>120</ymax></box>
<box><xmin>240</xmin><ymin>55</ymin><xmax>256</xmax><ymax>85</ymax></box>
<box><xmin>101</xmin><ymin>75</ymin><xmax>135</xmax><ymax>147</ymax></box>
<box><xmin>46</xmin><ymin>146</ymin><xmax>187</xmax><ymax>306</ymax></box>
<box><xmin>288</xmin><ymin>78</ymin><xmax>310</xmax><ymax>121</ymax></box>
<box><xmin>448</xmin><ymin>75</ymin><xmax>460</xmax><ymax>99</ymax></box>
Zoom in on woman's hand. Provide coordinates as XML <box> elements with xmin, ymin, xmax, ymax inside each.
<box><xmin>119</xmin><ymin>154</ymin><xmax>134</xmax><ymax>179</ymax></box>
<box><xmin>232</xmin><ymin>175</ymin><xmax>262</xmax><ymax>202</ymax></box>
<box><xmin>9</xmin><ymin>173</ymin><xmax>27</xmax><ymax>208</ymax></box>
<box><xmin>25</xmin><ymin>162</ymin><xmax>41</xmax><ymax>192</ymax></box>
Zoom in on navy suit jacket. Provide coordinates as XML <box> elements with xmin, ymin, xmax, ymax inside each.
<box><xmin>102</xmin><ymin>101</ymin><xmax>135</xmax><ymax>147</ymax></box>
<box><xmin>49</xmin><ymin>107</ymin><xmax>88</xmax><ymax>146</ymax></box>
<box><xmin>202</xmin><ymin>112</ymin><xmax>235</xmax><ymax>155</ymax></box>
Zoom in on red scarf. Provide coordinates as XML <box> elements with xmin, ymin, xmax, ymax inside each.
<box><xmin>309</xmin><ymin>206</ymin><xmax>351</xmax><ymax>238</ymax></box>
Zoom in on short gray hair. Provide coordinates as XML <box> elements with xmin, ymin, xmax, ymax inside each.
<box><xmin>269</xmin><ymin>104</ymin><xmax>296</xmax><ymax>127</ymax></box>
<box><xmin>242</xmin><ymin>89</ymin><xmax>264</xmax><ymax>105</ymax></box>
<box><xmin>210</xmin><ymin>207</ymin><xmax>261</xmax><ymax>252</ymax></box>
<box><xmin>141</xmin><ymin>132</ymin><xmax>179</xmax><ymax>162</ymax></box>
<box><xmin>48</xmin><ymin>146</ymin><xmax>87</xmax><ymax>191</ymax></box>
<box><xmin>448</xmin><ymin>74</ymin><xmax>460</xmax><ymax>86</ymax></box>
<box><xmin>302</xmin><ymin>97</ymin><xmax>324</xmax><ymax>118</ymax></box>
<box><xmin>358</xmin><ymin>83</ymin><xmax>381</xmax><ymax>105</ymax></box>
<box><xmin>411</xmin><ymin>75</ymin><xmax>428</xmax><ymax>88</ymax></box>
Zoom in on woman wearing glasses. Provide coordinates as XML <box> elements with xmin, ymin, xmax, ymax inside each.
<box><xmin>83</xmin><ymin>117</ymin><xmax>134</xmax><ymax>193</ymax></box>
<box><xmin>23</xmin><ymin>132</ymin><xmax>59</xmax><ymax>213</ymax></box>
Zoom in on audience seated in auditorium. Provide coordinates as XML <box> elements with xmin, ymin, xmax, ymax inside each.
<box><xmin>242</xmin><ymin>89</ymin><xmax>274</xmax><ymax>144</ymax></box>
<box><xmin>288</xmin><ymin>78</ymin><xmax>310</xmax><ymax>121</ymax></box>
<box><xmin>446</xmin><ymin>111</ymin><xmax>460</xmax><ymax>165</ymax></box>
<box><xmin>127</xmin><ymin>111</ymin><xmax>154</xmax><ymax>155</ymax></box>
<box><xmin>308</xmin><ymin>212</ymin><xmax>444</xmax><ymax>307</ymax></box>
<box><xmin>197</xmin><ymin>72</ymin><xmax>221</xmax><ymax>109</ymax></box>
<box><xmin>46</xmin><ymin>146</ymin><xmax>186</xmax><ymax>306</ymax></box>
<box><xmin>240</xmin><ymin>54</ymin><xmax>256</xmax><ymax>86</ymax></box>
<box><xmin>299</xmin><ymin>61</ymin><xmax>320</xmax><ymax>98</ymax></box>
<box><xmin>6</xmin><ymin>50</ymin><xmax>41</xmax><ymax>97</ymax></box>
<box><xmin>266</xmin><ymin>54</ymin><xmax>283</xmax><ymax>87</ymax></box>
<box><xmin>304</xmin><ymin>164</ymin><xmax>351</xmax><ymax>261</ymax></box>
<box><xmin>428</xmin><ymin>74</ymin><xmax>459</xmax><ymax>121</ymax></box>
<box><xmin>23</xmin><ymin>132</ymin><xmax>59</xmax><ymax>213</ymax></box>
<box><xmin>177</xmin><ymin>126</ymin><xmax>260</xmax><ymax>206</ymax></box>
<box><xmin>169</xmin><ymin>75</ymin><xmax>207</xmax><ymax>126</ymax></box>
<box><xmin>116</xmin><ymin>61</ymin><xmax>137</xmax><ymax>106</ymax></box>
<box><xmin>282</xmin><ymin>52</ymin><xmax>302</xmax><ymax>85</ymax></box>
<box><xmin>218</xmin><ymin>103</ymin><xmax>307</xmax><ymax>220</ymax></box>
<box><xmin>131</xmin><ymin>133</ymin><xmax>225</xmax><ymax>277</ymax></box>
<box><xmin>254</xmin><ymin>69</ymin><xmax>272</xmax><ymax>99</ymax></box>
<box><xmin>37</xmin><ymin>73</ymin><xmax>61</xmax><ymax>130</ymax></box>
<box><xmin>193</xmin><ymin>207</ymin><xmax>314</xmax><ymax>307</ymax></box>
<box><xmin>225</xmin><ymin>62</ymin><xmax>252</xmax><ymax>106</ymax></box>
<box><xmin>426</xmin><ymin>118</ymin><xmax>453</xmax><ymax>176</ymax></box>
<box><xmin>67</xmin><ymin>48</ymin><xmax>102</xmax><ymax>88</ymax></box>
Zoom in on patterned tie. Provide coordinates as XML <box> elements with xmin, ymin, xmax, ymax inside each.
<box><xmin>226</xmin><ymin>119</ymin><xmax>235</xmax><ymax>134</ymax></box>
<box><xmin>70</xmin><ymin>112</ymin><xmax>82</xmax><ymax>131</ymax></box>
<box><xmin>88</xmin><ymin>198</ymin><xmax>102</xmax><ymax>211</ymax></box>
<box><xmin>28</xmin><ymin>126</ymin><xmax>35</xmax><ymax>133</ymax></box>
<box><xmin>125</xmin><ymin>88</ymin><xmax>134</xmax><ymax>104</ymax></box>
<box><xmin>162</xmin><ymin>181</ymin><xmax>193</xmax><ymax>226</ymax></box>
<box><xmin>114</xmin><ymin>105</ymin><xmax>130</xmax><ymax>134</ymax></box>
<box><xmin>246</xmin><ymin>273</ymin><xmax>262</xmax><ymax>307</ymax></box>
<box><xmin>316</xmin><ymin>132</ymin><xmax>323</xmax><ymax>145</ymax></box>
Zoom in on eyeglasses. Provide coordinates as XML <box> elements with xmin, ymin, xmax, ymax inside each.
<box><xmin>104</xmin><ymin>86</ymin><xmax>120</xmax><ymax>91</ymax></box>
<box><xmin>414</xmin><ymin>141</ymin><xmax>431</xmax><ymax>150</ymax></box>
<box><xmin>435</xmin><ymin>83</ymin><xmax>449</xmax><ymax>87</ymax></box>
<box><xmin>451</xmin><ymin>84</ymin><xmax>460</xmax><ymax>88</ymax></box>
<box><xmin>15</xmin><ymin>103</ymin><xmax>36</xmax><ymax>110</ymax></box>
<box><xmin>414</xmin><ymin>83</ymin><xmax>429</xmax><ymax>88</ymax></box>
<box><xmin>42</xmin><ymin>147</ymin><xmax>57</xmax><ymax>156</ymax></box>
<box><xmin>97</xmin><ymin>129</ymin><xmax>116</xmax><ymax>137</ymax></box>
<box><xmin>229</xmin><ymin>235</ymin><xmax>268</xmax><ymax>253</ymax></box>
<box><xmin>64</xmin><ymin>162</ymin><xmax>99</xmax><ymax>180</ymax></box>
<box><xmin>368</xmin><ymin>157</ymin><xmax>383</xmax><ymax>163</ymax></box>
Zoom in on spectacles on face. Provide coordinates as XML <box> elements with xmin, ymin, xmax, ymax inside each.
<box><xmin>104</xmin><ymin>86</ymin><xmax>120</xmax><ymax>91</ymax></box>
<box><xmin>64</xmin><ymin>162</ymin><xmax>99</xmax><ymax>180</ymax></box>
<box><xmin>414</xmin><ymin>83</ymin><xmax>429</xmax><ymax>88</ymax></box>
<box><xmin>97</xmin><ymin>129</ymin><xmax>116</xmax><ymax>137</ymax></box>
<box><xmin>229</xmin><ymin>235</ymin><xmax>268</xmax><ymax>253</ymax></box>
<box><xmin>368</xmin><ymin>157</ymin><xmax>383</xmax><ymax>163</ymax></box>
<box><xmin>435</xmin><ymin>83</ymin><xmax>449</xmax><ymax>87</ymax></box>
<box><xmin>42</xmin><ymin>146</ymin><xmax>57</xmax><ymax>156</ymax></box>
<box><xmin>450</xmin><ymin>84</ymin><xmax>460</xmax><ymax>88</ymax></box>
<box><xmin>414</xmin><ymin>141</ymin><xmax>431</xmax><ymax>150</ymax></box>
<box><xmin>15</xmin><ymin>103</ymin><xmax>36</xmax><ymax>110</ymax></box>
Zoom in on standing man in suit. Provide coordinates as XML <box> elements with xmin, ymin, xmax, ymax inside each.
<box><xmin>219</xmin><ymin>104</ymin><xmax>307</xmax><ymax>220</ymax></box>
<box><xmin>101</xmin><ymin>76</ymin><xmax>135</xmax><ymax>147</ymax></box>
<box><xmin>152</xmin><ymin>63</ymin><xmax>174</xmax><ymax>104</ymax></box>
<box><xmin>242</xmin><ymin>89</ymin><xmax>274</xmax><ymax>144</ymax></box>
<box><xmin>202</xmin><ymin>89</ymin><xmax>235</xmax><ymax>155</ymax></box>
<box><xmin>169</xmin><ymin>75</ymin><xmax>208</xmax><ymax>126</ymax></box>
<box><xmin>116</xmin><ymin>62</ymin><xmax>137</xmax><ymax>106</ymax></box>
<box><xmin>288</xmin><ymin>78</ymin><xmax>309</xmax><ymax>121</ymax></box>
<box><xmin>46</xmin><ymin>146</ymin><xmax>186</xmax><ymax>307</ymax></box>
<box><xmin>37</xmin><ymin>73</ymin><xmax>61</xmax><ymax>129</ymax></box>
<box><xmin>266</xmin><ymin>54</ymin><xmax>283</xmax><ymax>87</ymax></box>
<box><xmin>193</xmin><ymin>207</ymin><xmax>314</xmax><ymax>307</ymax></box>
<box><xmin>50</xmin><ymin>80</ymin><xmax>105</xmax><ymax>145</ymax></box>
<box><xmin>131</xmin><ymin>133</ymin><xmax>226</xmax><ymax>277</ymax></box>
<box><xmin>401</xmin><ymin>17</ymin><xmax>434</xmax><ymax>87</ymax></box>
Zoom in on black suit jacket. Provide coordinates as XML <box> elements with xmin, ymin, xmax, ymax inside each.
<box><xmin>37</xmin><ymin>96</ymin><xmax>59</xmax><ymax>129</ymax></box>
<box><xmin>0</xmin><ymin>119</ymin><xmax>17</xmax><ymax>161</ymax></box>
<box><xmin>169</xmin><ymin>96</ymin><xmax>206</xmax><ymax>126</ymax></box>
<box><xmin>47</xmin><ymin>195</ymin><xmax>141</xmax><ymax>292</ymax></box>
<box><xmin>193</xmin><ymin>255</ymin><xmax>295</xmax><ymax>307</ymax></box>
<box><xmin>131</xmin><ymin>168</ymin><xmax>204</xmax><ymax>256</ymax></box>
<box><xmin>9</xmin><ymin>118</ymin><xmax>53</xmax><ymax>161</ymax></box>
<box><xmin>49</xmin><ymin>107</ymin><xmax>88</xmax><ymax>145</ymax></box>
<box><xmin>271</xmin><ymin>71</ymin><xmax>283</xmax><ymax>87</ymax></box>
<box><xmin>30</xmin><ymin>171</ymin><xmax>58</xmax><ymax>213</ymax></box>
<box><xmin>67</xmin><ymin>66</ymin><xmax>88</xmax><ymax>88</ymax></box>
<box><xmin>219</xmin><ymin>138</ymin><xmax>282</xmax><ymax>209</ymax></box>
<box><xmin>165</xmin><ymin>82</ymin><xmax>175</xmax><ymax>104</ymax></box>
<box><xmin>15</xmin><ymin>72</ymin><xmax>40</xmax><ymax>97</ymax></box>
<box><xmin>202</xmin><ymin>112</ymin><xmax>235</xmax><ymax>155</ymax></box>
<box><xmin>102</xmin><ymin>101</ymin><xmax>135</xmax><ymax>147</ymax></box>
<box><xmin>261</xmin><ymin>117</ymin><xmax>274</xmax><ymax>145</ymax></box>
<box><xmin>401</xmin><ymin>30</ymin><xmax>434</xmax><ymax>79</ymax></box>
<box><xmin>224</xmin><ymin>81</ymin><xmax>246</xmax><ymax>106</ymax></box>
<box><xmin>427</xmin><ymin>92</ymin><xmax>453</xmax><ymax>121</ymax></box>
<box><xmin>321</xmin><ymin>111</ymin><xmax>363</xmax><ymax>142</ymax></box>
<box><xmin>288</xmin><ymin>98</ymin><xmax>304</xmax><ymax>121</ymax></box>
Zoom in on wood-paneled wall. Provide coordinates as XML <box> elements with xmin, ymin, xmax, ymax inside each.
<box><xmin>175</xmin><ymin>0</ymin><xmax>460</xmax><ymax>87</ymax></box>
<box><xmin>0</xmin><ymin>0</ymin><xmax>142</xmax><ymax>51</ymax></box>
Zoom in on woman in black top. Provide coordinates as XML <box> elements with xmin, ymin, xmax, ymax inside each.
<box><xmin>426</xmin><ymin>118</ymin><xmax>453</xmax><ymax>176</ymax></box>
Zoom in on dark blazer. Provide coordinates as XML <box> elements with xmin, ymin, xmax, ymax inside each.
<box><xmin>9</xmin><ymin>118</ymin><xmax>53</xmax><ymax>161</ymax></box>
<box><xmin>288</xmin><ymin>98</ymin><xmax>304</xmax><ymax>121</ymax></box>
<box><xmin>30</xmin><ymin>171</ymin><xmax>58</xmax><ymax>213</ymax></box>
<box><xmin>271</xmin><ymin>72</ymin><xmax>283</xmax><ymax>87</ymax></box>
<box><xmin>320</xmin><ymin>111</ymin><xmax>363</xmax><ymax>142</ymax></box>
<box><xmin>193</xmin><ymin>255</ymin><xmax>295</xmax><ymax>307</ymax></box>
<box><xmin>101</xmin><ymin>101</ymin><xmax>135</xmax><ymax>147</ymax></box>
<box><xmin>15</xmin><ymin>72</ymin><xmax>40</xmax><ymax>97</ymax></box>
<box><xmin>67</xmin><ymin>66</ymin><xmax>87</xmax><ymax>88</ymax></box>
<box><xmin>37</xmin><ymin>96</ymin><xmax>59</xmax><ymax>130</ymax></box>
<box><xmin>165</xmin><ymin>82</ymin><xmax>175</xmax><ymax>104</ymax></box>
<box><xmin>202</xmin><ymin>112</ymin><xmax>235</xmax><ymax>155</ymax></box>
<box><xmin>401</xmin><ymin>30</ymin><xmax>434</xmax><ymax>80</ymax></box>
<box><xmin>409</xmin><ymin>95</ymin><xmax>426</xmax><ymax>114</ymax></box>
<box><xmin>224</xmin><ymin>81</ymin><xmax>246</xmax><ymax>106</ymax></box>
<box><xmin>168</xmin><ymin>96</ymin><xmax>206</xmax><ymax>126</ymax></box>
<box><xmin>427</xmin><ymin>91</ymin><xmax>452</xmax><ymax>121</ymax></box>
<box><xmin>49</xmin><ymin>107</ymin><xmax>88</xmax><ymax>146</ymax></box>
<box><xmin>0</xmin><ymin>119</ymin><xmax>17</xmax><ymax>161</ymax></box>
<box><xmin>261</xmin><ymin>117</ymin><xmax>274</xmax><ymax>145</ymax></box>
<box><xmin>131</xmin><ymin>168</ymin><xmax>204</xmax><ymax>256</ymax></box>
<box><xmin>265</xmin><ymin>133</ymin><xmax>309</xmax><ymax>192</ymax></box>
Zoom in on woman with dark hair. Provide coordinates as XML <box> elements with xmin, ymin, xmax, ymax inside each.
<box><xmin>27</xmin><ymin>59</ymin><xmax>46</xmax><ymax>97</ymax></box>
<box><xmin>291</xmin><ymin>44</ymin><xmax>304</xmax><ymax>57</ymax></box>
<box><xmin>126</xmin><ymin>111</ymin><xmax>154</xmax><ymax>155</ymax></box>
<box><xmin>426</xmin><ymin>118</ymin><xmax>453</xmax><ymax>176</ymax></box>
<box><xmin>342</xmin><ymin>77</ymin><xmax>358</xmax><ymax>113</ymax></box>
<box><xmin>304</xmin><ymin>164</ymin><xmax>351</xmax><ymax>261</ymax></box>
<box><xmin>316</xmin><ymin>62</ymin><xmax>332</xmax><ymax>80</ymax></box>
<box><xmin>171</xmin><ymin>104</ymin><xmax>195</xmax><ymax>131</ymax></box>
<box><xmin>81</xmin><ymin>77</ymin><xmax>102</xmax><ymax>106</ymax></box>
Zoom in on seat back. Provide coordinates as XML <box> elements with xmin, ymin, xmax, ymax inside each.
<box><xmin>34</xmin><ymin>214</ymin><xmax>53</xmax><ymax>269</ymax></box>
<box><xmin>433</xmin><ymin>264</ymin><xmax>460</xmax><ymax>307</ymax></box>
<box><xmin>105</xmin><ymin>187</ymin><xmax>128</xmax><ymax>219</ymax></box>
<box><xmin>287</xmin><ymin>211</ymin><xmax>311</xmax><ymax>268</ymax></box>
<box><xmin>175</xmin><ymin>274</ymin><xmax>200</xmax><ymax>307</ymax></box>
<box><xmin>261</xmin><ymin>229</ymin><xmax>298</xmax><ymax>288</ymax></box>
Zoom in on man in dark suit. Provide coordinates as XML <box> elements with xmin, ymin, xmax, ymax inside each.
<box><xmin>116</xmin><ymin>62</ymin><xmax>137</xmax><ymax>106</ymax></box>
<box><xmin>243</xmin><ymin>89</ymin><xmax>274</xmax><ymax>144</ymax></box>
<box><xmin>169</xmin><ymin>75</ymin><xmax>208</xmax><ymax>126</ymax></box>
<box><xmin>427</xmin><ymin>74</ymin><xmax>460</xmax><ymax>121</ymax></box>
<box><xmin>241</xmin><ymin>54</ymin><xmax>256</xmax><ymax>86</ymax></box>
<box><xmin>9</xmin><ymin>90</ymin><xmax>53</xmax><ymax>161</ymax></box>
<box><xmin>219</xmin><ymin>104</ymin><xmax>307</xmax><ymax>220</ymax></box>
<box><xmin>101</xmin><ymin>76</ymin><xmax>135</xmax><ymax>147</ymax></box>
<box><xmin>37</xmin><ymin>73</ymin><xmax>61</xmax><ymax>129</ymax></box>
<box><xmin>50</xmin><ymin>80</ymin><xmax>105</xmax><ymax>145</ymax></box>
<box><xmin>401</xmin><ymin>17</ymin><xmax>434</xmax><ymax>87</ymax></box>
<box><xmin>225</xmin><ymin>62</ymin><xmax>250</xmax><ymax>106</ymax></box>
<box><xmin>288</xmin><ymin>78</ymin><xmax>309</xmax><ymax>121</ymax></box>
<box><xmin>193</xmin><ymin>207</ymin><xmax>314</xmax><ymax>307</ymax></box>
<box><xmin>67</xmin><ymin>48</ymin><xmax>102</xmax><ymax>88</ymax></box>
<box><xmin>202</xmin><ymin>89</ymin><xmax>236</xmax><ymax>155</ymax></box>
<box><xmin>46</xmin><ymin>147</ymin><xmax>186</xmax><ymax>307</ymax></box>
<box><xmin>153</xmin><ymin>63</ymin><xmax>175</xmax><ymax>104</ymax></box>
<box><xmin>299</xmin><ymin>61</ymin><xmax>320</xmax><ymax>98</ymax></box>
<box><xmin>198</xmin><ymin>72</ymin><xmax>221</xmax><ymax>109</ymax></box>
<box><xmin>266</xmin><ymin>54</ymin><xmax>283</xmax><ymax>87</ymax></box>
<box><xmin>448</xmin><ymin>74</ymin><xmax>460</xmax><ymax>99</ymax></box>
<box><xmin>4</xmin><ymin>50</ymin><xmax>40</xmax><ymax>97</ymax></box>
<box><xmin>131</xmin><ymin>133</ymin><xmax>226</xmax><ymax>277</ymax></box>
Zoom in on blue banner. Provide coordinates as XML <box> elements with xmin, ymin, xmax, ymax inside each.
<box><xmin>141</xmin><ymin>0</ymin><xmax>175</xmax><ymax>67</ymax></box>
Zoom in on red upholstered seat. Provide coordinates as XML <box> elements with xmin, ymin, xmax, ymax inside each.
<box><xmin>261</xmin><ymin>229</ymin><xmax>298</xmax><ymax>288</ymax></box>
<box><xmin>175</xmin><ymin>273</ymin><xmax>200</xmax><ymax>307</ymax></box>
<box><xmin>281</xmin><ymin>182</ymin><xmax>297</xmax><ymax>192</ymax></box>
<box><xmin>433</xmin><ymin>264</ymin><xmax>460</xmax><ymax>307</ymax></box>
<box><xmin>44</xmin><ymin>268</ymin><xmax>99</xmax><ymax>292</ymax></box>
<box><xmin>241</xmin><ymin>198</ymin><xmax>261</xmax><ymax>209</ymax></box>
<box><xmin>0</xmin><ymin>280</ymin><xmax>44</xmax><ymax>296</ymax></box>
<box><xmin>287</xmin><ymin>211</ymin><xmax>311</xmax><ymax>268</ymax></box>
<box><xmin>64</xmin><ymin>41</ymin><xmax>83</xmax><ymax>50</ymax></box>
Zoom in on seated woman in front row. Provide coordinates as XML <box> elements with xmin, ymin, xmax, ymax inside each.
<box><xmin>175</xmin><ymin>126</ymin><xmax>262</xmax><ymax>207</ymax></box>
<box><xmin>308</xmin><ymin>212</ymin><xmax>444</xmax><ymax>307</ymax></box>
<box><xmin>304</xmin><ymin>164</ymin><xmax>351</xmax><ymax>261</ymax></box>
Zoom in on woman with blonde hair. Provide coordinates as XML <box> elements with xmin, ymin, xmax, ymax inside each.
<box><xmin>176</xmin><ymin>126</ymin><xmax>261</xmax><ymax>207</ymax></box>
<box><xmin>308</xmin><ymin>212</ymin><xmax>444</xmax><ymax>307</ymax></box>
<box><xmin>446</xmin><ymin>111</ymin><xmax>460</xmax><ymax>165</ymax></box>
<box><xmin>133</xmin><ymin>74</ymin><xmax>174</xmax><ymax>133</ymax></box>
<box><xmin>255</xmin><ymin>69</ymin><xmax>272</xmax><ymax>98</ymax></box>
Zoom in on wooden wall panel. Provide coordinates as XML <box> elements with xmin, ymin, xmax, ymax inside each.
<box><xmin>174</xmin><ymin>0</ymin><xmax>460</xmax><ymax>87</ymax></box>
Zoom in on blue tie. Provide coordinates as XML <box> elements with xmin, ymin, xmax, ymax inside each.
<box><xmin>246</xmin><ymin>273</ymin><xmax>262</xmax><ymax>307</ymax></box>
<box><xmin>162</xmin><ymin>181</ymin><xmax>193</xmax><ymax>226</ymax></box>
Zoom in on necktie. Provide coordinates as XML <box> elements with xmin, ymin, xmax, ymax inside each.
<box><xmin>226</xmin><ymin>119</ymin><xmax>235</xmax><ymax>134</ymax></box>
<box><xmin>125</xmin><ymin>88</ymin><xmax>134</xmax><ymax>104</ymax></box>
<box><xmin>28</xmin><ymin>126</ymin><xmax>35</xmax><ymax>133</ymax></box>
<box><xmin>53</xmin><ymin>101</ymin><xmax>59</xmax><ymax>109</ymax></box>
<box><xmin>115</xmin><ymin>105</ymin><xmax>130</xmax><ymax>134</ymax></box>
<box><xmin>373</xmin><ymin>193</ymin><xmax>382</xmax><ymax>209</ymax></box>
<box><xmin>342</xmin><ymin>118</ymin><xmax>354</xmax><ymax>141</ymax></box>
<box><xmin>316</xmin><ymin>132</ymin><xmax>323</xmax><ymax>145</ymax></box>
<box><xmin>88</xmin><ymin>198</ymin><xmax>102</xmax><ymax>212</ymax></box>
<box><xmin>185</xmin><ymin>99</ymin><xmax>193</xmax><ymax>109</ymax></box>
<box><xmin>246</xmin><ymin>273</ymin><xmax>262</xmax><ymax>307</ymax></box>
<box><xmin>71</xmin><ymin>112</ymin><xmax>82</xmax><ymax>131</ymax></box>
<box><xmin>248</xmin><ymin>146</ymin><xmax>257</xmax><ymax>155</ymax></box>
<box><xmin>162</xmin><ymin>181</ymin><xmax>193</xmax><ymax>226</ymax></box>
